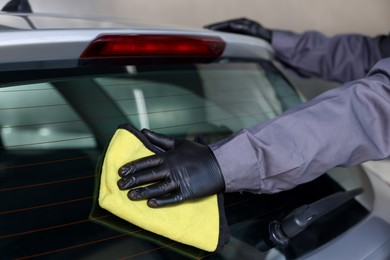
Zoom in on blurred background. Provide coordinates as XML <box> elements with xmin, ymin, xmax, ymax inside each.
<box><xmin>1</xmin><ymin>0</ymin><xmax>389</xmax><ymax>36</ymax></box>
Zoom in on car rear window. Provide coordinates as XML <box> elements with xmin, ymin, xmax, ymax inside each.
<box><xmin>0</xmin><ymin>60</ymin><xmax>366</xmax><ymax>259</ymax></box>
<box><xmin>0</xmin><ymin>62</ymin><xmax>301</xmax><ymax>150</ymax></box>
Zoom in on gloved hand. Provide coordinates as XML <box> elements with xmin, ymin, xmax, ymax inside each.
<box><xmin>117</xmin><ymin>129</ymin><xmax>226</xmax><ymax>208</ymax></box>
<box><xmin>204</xmin><ymin>17</ymin><xmax>272</xmax><ymax>43</ymax></box>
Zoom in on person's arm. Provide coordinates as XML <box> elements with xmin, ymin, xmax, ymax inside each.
<box><xmin>210</xmin><ymin>57</ymin><xmax>390</xmax><ymax>194</ymax></box>
<box><xmin>205</xmin><ymin>18</ymin><xmax>389</xmax><ymax>83</ymax></box>
<box><xmin>272</xmin><ymin>30</ymin><xmax>386</xmax><ymax>82</ymax></box>
<box><xmin>118</xmin><ymin>58</ymin><xmax>390</xmax><ymax>207</ymax></box>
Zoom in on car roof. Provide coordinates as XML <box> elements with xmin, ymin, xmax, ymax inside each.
<box><xmin>0</xmin><ymin>12</ymin><xmax>274</xmax><ymax>71</ymax></box>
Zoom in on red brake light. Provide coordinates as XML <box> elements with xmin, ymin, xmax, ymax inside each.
<box><xmin>81</xmin><ymin>34</ymin><xmax>226</xmax><ymax>60</ymax></box>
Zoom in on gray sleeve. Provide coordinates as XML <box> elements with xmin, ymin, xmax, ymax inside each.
<box><xmin>210</xmin><ymin>57</ymin><xmax>390</xmax><ymax>194</ymax></box>
<box><xmin>271</xmin><ymin>30</ymin><xmax>384</xmax><ymax>83</ymax></box>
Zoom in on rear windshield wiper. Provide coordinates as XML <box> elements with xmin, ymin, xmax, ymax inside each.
<box><xmin>258</xmin><ymin>187</ymin><xmax>364</xmax><ymax>250</ymax></box>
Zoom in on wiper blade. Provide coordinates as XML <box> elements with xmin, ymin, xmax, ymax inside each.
<box><xmin>259</xmin><ymin>187</ymin><xmax>364</xmax><ymax>250</ymax></box>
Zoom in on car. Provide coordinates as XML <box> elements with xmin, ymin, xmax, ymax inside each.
<box><xmin>1</xmin><ymin>1</ymin><xmax>390</xmax><ymax>259</ymax></box>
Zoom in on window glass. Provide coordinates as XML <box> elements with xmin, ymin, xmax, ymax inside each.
<box><xmin>0</xmin><ymin>83</ymin><xmax>96</xmax><ymax>149</ymax></box>
<box><xmin>0</xmin><ymin>61</ymin><xmax>301</xmax><ymax>150</ymax></box>
<box><xmin>98</xmin><ymin>62</ymin><xmax>301</xmax><ymax>143</ymax></box>
<box><xmin>1</xmin><ymin>61</ymin><xmax>364</xmax><ymax>259</ymax></box>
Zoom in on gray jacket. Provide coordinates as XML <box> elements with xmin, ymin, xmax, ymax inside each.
<box><xmin>210</xmin><ymin>30</ymin><xmax>390</xmax><ymax>193</ymax></box>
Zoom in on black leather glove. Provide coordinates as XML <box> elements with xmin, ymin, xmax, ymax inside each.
<box><xmin>117</xmin><ymin>129</ymin><xmax>225</xmax><ymax>208</ymax></box>
<box><xmin>204</xmin><ymin>17</ymin><xmax>272</xmax><ymax>43</ymax></box>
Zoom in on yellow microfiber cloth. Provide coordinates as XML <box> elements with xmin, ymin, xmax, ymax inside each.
<box><xmin>98</xmin><ymin>124</ymin><xmax>230</xmax><ymax>253</ymax></box>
